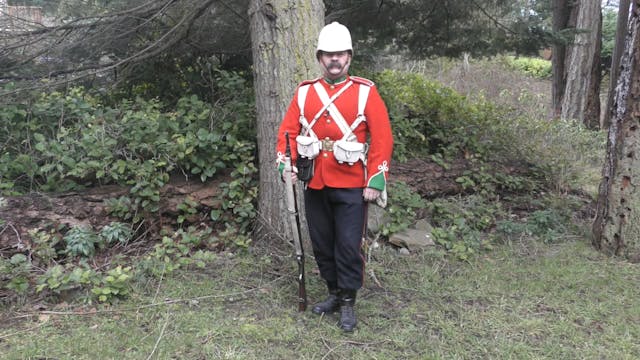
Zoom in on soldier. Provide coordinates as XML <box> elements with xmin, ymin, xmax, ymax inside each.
<box><xmin>276</xmin><ymin>22</ymin><xmax>393</xmax><ymax>332</ymax></box>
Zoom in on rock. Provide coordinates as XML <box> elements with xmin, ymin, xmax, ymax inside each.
<box><xmin>388</xmin><ymin>221</ymin><xmax>435</xmax><ymax>250</ymax></box>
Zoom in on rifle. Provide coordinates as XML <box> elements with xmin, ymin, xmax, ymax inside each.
<box><xmin>283</xmin><ymin>132</ymin><xmax>307</xmax><ymax>312</ymax></box>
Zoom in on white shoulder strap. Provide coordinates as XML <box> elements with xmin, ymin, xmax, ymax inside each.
<box><xmin>298</xmin><ymin>84</ymin><xmax>311</xmax><ymax>117</ymax></box>
<box><xmin>297</xmin><ymin>84</ymin><xmax>317</xmax><ymax>138</ymax></box>
<box><xmin>357</xmin><ymin>84</ymin><xmax>370</xmax><ymax>117</ymax></box>
<box><xmin>347</xmin><ymin>84</ymin><xmax>371</xmax><ymax>134</ymax></box>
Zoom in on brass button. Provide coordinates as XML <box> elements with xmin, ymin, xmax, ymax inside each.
<box><xmin>323</xmin><ymin>153</ymin><xmax>328</xmax><ymax>157</ymax></box>
<box><xmin>330</xmin><ymin>85</ymin><xmax>335</xmax><ymax>90</ymax></box>
<box><xmin>326</xmin><ymin>119</ymin><xmax>331</xmax><ymax>123</ymax></box>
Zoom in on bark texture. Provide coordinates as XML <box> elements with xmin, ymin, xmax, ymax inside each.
<box><xmin>603</xmin><ymin>0</ymin><xmax>631</xmax><ymax>129</ymax></box>
<box><xmin>552</xmin><ymin>0</ymin><xmax>572</xmax><ymax>117</ymax></box>
<box><xmin>560</xmin><ymin>0</ymin><xmax>602</xmax><ymax>127</ymax></box>
<box><xmin>249</xmin><ymin>0</ymin><xmax>324</xmax><ymax>242</ymax></box>
<box><xmin>593</xmin><ymin>1</ymin><xmax>640</xmax><ymax>261</ymax></box>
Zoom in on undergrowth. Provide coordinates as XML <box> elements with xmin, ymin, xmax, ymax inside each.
<box><xmin>0</xmin><ymin>58</ymin><xmax>604</xmax><ymax>305</ymax></box>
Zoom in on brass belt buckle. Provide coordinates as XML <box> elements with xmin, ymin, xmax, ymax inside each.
<box><xmin>321</xmin><ymin>138</ymin><xmax>334</xmax><ymax>152</ymax></box>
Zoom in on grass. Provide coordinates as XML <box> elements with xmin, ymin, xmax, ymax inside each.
<box><xmin>2</xmin><ymin>235</ymin><xmax>639</xmax><ymax>359</ymax></box>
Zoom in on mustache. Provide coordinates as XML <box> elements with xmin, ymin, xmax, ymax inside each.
<box><xmin>327</xmin><ymin>61</ymin><xmax>342</xmax><ymax>69</ymax></box>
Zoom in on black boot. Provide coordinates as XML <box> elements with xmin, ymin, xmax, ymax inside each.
<box><xmin>339</xmin><ymin>290</ymin><xmax>357</xmax><ymax>332</ymax></box>
<box><xmin>312</xmin><ymin>285</ymin><xmax>340</xmax><ymax>315</ymax></box>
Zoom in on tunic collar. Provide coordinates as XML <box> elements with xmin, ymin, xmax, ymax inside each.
<box><xmin>323</xmin><ymin>75</ymin><xmax>348</xmax><ymax>85</ymax></box>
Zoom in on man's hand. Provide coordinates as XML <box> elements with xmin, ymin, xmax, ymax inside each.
<box><xmin>363</xmin><ymin>187</ymin><xmax>380</xmax><ymax>201</ymax></box>
<box><xmin>283</xmin><ymin>166</ymin><xmax>299</xmax><ymax>182</ymax></box>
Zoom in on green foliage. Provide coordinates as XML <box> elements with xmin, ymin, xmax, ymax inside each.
<box><xmin>1</xmin><ymin>254</ymin><xmax>32</xmax><ymax>294</ymax></box>
<box><xmin>141</xmin><ymin>227</ymin><xmax>218</xmax><ymax>276</ymax></box>
<box><xmin>216</xmin><ymin>225</ymin><xmax>252</xmax><ymax>251</ymax></box>
<box><xmin>213</xmin><ymin>142</ymin><xmax>258</xmax><ymax>233</ymax></box>
<box><xmin>91</xmin><ymin>266</ymin><xmax>132</xmax><ymax>303</ymax></box>
<box><xmin>177</xmin><ymin>196</ymin><xmax>199</xmax><ymax>225</ymax></box>
<box><xmin>496</xmin><ymin>195</ymin><xmax>579</xmax><ymax>244</ymax></box>
<box><xmin>33</xmin><ymin>262</ymin><xmax>132</xmax><ymax>303</ymax></box>
<box><xmin>375</xmin><ymin>69</ymin><xmax>603</xmax><ymax>193</ymax></box>
<box><xmin>28</xmin><ymin>228</ymin><xmax>62</xmax><ymax>264</ymax></box>
<box><xmin>35</xmin><ymin>264</ymin><xmax>97</xmax><ymax>296</ymax></box>
<box><xmin>455</xmin><ymin>162</ymin><xmax>540</xmax><ymax>196</ymax></box>
<box><xmin>374</xmin><ymin>69</ymin><xmax>505</xmax><ymax>162</ymax></box>
<box><xmin>63</xmin><ymin>222</ymin><xmax>132</xmax><ymax>258</ymax></box>
<box><xmin>601</xmin><ymin>8</ymin><xmax>618</xmax><ymax>65</ymax></box>
<box><xmin>64</xmin><ymin>226</ymin><xmax>99</xmax><ymax>258</ymax></box>
<box><xmin>100</xmin><ymin>222</ymin><xmax>133</xmax><ymax>244</ymax></box>
<box><xmin>503</xmin><ymin>56</ymin><xmax>552</xmax><ymax>79</ymax></box>
<box><xmin>379</xmin><ymin>181</ymin><xmax>427</xmax><ymax>237</ymax></box>
<box><xmin>503</xmin><ymin>117</ymin><xmax>604</xmax><ymax>193</ymax></box>
<box><xmin>104</xmin><ymin>196</ymin><xmax>137</xmax><ymax>222</ymax></box>
<box><xmin>0</xmin><ymin>69</ymin><xmax>256</xmax><ymax>220</ymax></box>
<box><xmin>427</xmin><ymin>195</ymin><xmax>502</xmax><ymax>260</ymax></box>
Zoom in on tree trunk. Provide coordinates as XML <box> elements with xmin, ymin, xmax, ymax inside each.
<box><xmin>249</xmin><ymin>0</ymin><xmax>324</xmax><ymax>242</ymax></box>
<box><xmin>603</xmin><ymin>0</ymin><xmax>631</xmax><ymax>129</ymax></box>
<box><xmin>560</xmin><ymin>0</ymin><xmax>602</xmax><ymax>128</ymax></box>
<box><xmin>592</xmin><ymin>0</ymin><xmax>640</xmax><ymax>261</ymax></box>
<box><xmin>552</xmin><ymin>0</ymin><xmax>571</xmax><ymax>118</ymax></box>
<box><xmin>583</xmin><ymin>9</ymin><xmax>602</xmax><ymax>129</ymax></box>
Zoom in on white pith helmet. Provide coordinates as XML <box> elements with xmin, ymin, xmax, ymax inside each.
<box><xmin>316</xmin><ymin>22</ymin><xmax>353</xmax><ymax>57</ymax></box>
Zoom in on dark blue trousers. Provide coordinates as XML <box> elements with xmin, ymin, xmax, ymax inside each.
<box><xmin>304</xmin><ymin>187</ymin><xmax>366</xmax><ymax>291</ymax></box>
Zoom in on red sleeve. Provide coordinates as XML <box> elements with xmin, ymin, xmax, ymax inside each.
<box><xmin>275</xmin><ymin>89</ymin><xmax>303</xmax><ymax>175</ymax></box>
<box><xmin>364</xmin><ymin>85</ymin><xmax>393</xmax><ymax>190</ymax></box>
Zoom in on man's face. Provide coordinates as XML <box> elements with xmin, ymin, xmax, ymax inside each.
<box><xmin>319</xmin><ymin>51</ymin><xmax>351</xmax><ymax>80</ymax></box>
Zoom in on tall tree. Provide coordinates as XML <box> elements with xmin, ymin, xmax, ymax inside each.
<box><xmin>603</xmin><ymin>0</ymin><xmax>631</xmax><ymax>128</ymax></box>
<box><xmin>551</xmin><ymin>0</ymin><xmax>572</xmax><ymax>117</ymax></box>
<box><xmin>249</xmin><ymin>0</ymin><xmax>324</xmax><ymax>241</ymax></box>
<box><xmin>592</xmin><ymin>0</ymin><xmax>640</xmax><ymax>260</ymax></box>
<box><xmin>552</xmin><ymin>0</ymin><xmax>602</xmax><ymax>128</ymax></box>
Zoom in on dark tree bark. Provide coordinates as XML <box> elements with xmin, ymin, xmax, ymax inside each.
<box><xmin>249</xmin><ymin>0</ymin><xmax>324</xmax><ymax>242</ymax></box>
<box><xmin>552</xmin><ymin>0</ymin><xmax>572</xmax><ymax>117</ymax></box>
<box><xmin>593</xmin><ymin>0</ymin><xmax>640</xmax><ymax>261</ymax></box>
<box><xmin>603</xmin><ymin>0</ymin><xmax>632</xmax><ymax>129</ymax></box>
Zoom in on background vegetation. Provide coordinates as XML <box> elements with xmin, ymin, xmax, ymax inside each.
<box><xmin>0</xmin><ymin>1</ymin><xmax>634</xmax><ymax>358</ymax></box>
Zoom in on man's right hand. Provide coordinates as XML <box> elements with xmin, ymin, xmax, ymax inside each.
<box><xmin>283</xmin><ymin>166</ymin><xmax>299</xmax><ymax>182</ymax></box>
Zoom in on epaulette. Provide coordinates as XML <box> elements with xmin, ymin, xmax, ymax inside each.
<box><xmin>298</xmin><ymin>77</ymin><xmax>321</xmax><ymax>87</ymax></box>
<box><xmin>350</xmin><ymin>76</ymin><xmax>375</xmax><ymax>86</ymax></box>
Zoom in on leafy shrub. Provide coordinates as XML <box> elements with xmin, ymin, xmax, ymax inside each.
<box><xmin>64</xmin><ymin>226</ymin><xmax>99</xmax><ymax>258</ymax></box>
<box><xmin>375</xmin><ymin>69</ymin><xmax>603</xmax><ymax>193</ymax></box>
<box><xmin>0</xmin><ymin>68</ymin><xmax>256</xmax><ymax>221</ymax></box>
<box><xmin>1</xmin><ymin>254</ymin><xmax>32</xmax><ymax>294</ymax></box>
<box><xmin>503</xmin><ymin>56</ymin><xmax>552</xmax><ymax>79</ymax></box>
<box><xmin>379</xmin><ymin>181</ymin><xmax>427</xmax><ymax>237</ymax></box>
<box><xmin>427</xmin><ymin>195</ymin><xmax>503</xmax><ymax>260</ymax></box>
<box><xmin>91</xmin><ymin>266</ymin><xmax>132</xmax><ymax>302</ymax></box>
<box><xmin>100</xmin><ymin>222</ymin><xmax>133</xmax><ymax>244</ymax></box>
<box><xmin>35</xmin><ymin>264</ymin><xmax>97</xmax><ymax>296</ymax></box>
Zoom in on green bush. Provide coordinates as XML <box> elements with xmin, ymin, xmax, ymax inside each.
<box><xmin>0</xmin><ymin>69</ymin><xmax>257</xmax><ymax>220</ymax></box>
<box><xmin>379</xmin><ymin>181</ymin><xmax>427</xmax><ymax>237</ymax></box>
<box><xmin>375</xmin><ymin>69</ymin><xmax>603</xmax><ymax>193</ymax></box>
<box><xmin>374</xmin><ymin>70</ymin><xmax>514</xmax><ymax>163</ymax></box>
<box><xmin>503</xmin><ymin>56</ymin><xmax>552</xmax><ymax>79</ymax></box>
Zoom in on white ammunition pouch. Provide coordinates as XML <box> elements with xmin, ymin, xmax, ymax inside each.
<box><xmin>295</xmin><ymin>135</ymin><xmax>321</xmax><ymax>159</ymax></box>
<box><xmin>333</xmin><ymin>139</ymin><xmax>367</xmax><ymax>165</ymax></box>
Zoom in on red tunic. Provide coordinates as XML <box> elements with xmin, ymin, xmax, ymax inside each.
<box><xmin>276</xmin><ymin>76</ymin><xmax>393</xmax><ymax>191</ymax></box>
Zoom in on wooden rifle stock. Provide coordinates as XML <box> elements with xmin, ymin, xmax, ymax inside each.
<box><xmin>283</xmin><ymin>132</ymin><xmax>307</xmax><ymax>311</ymax></box>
